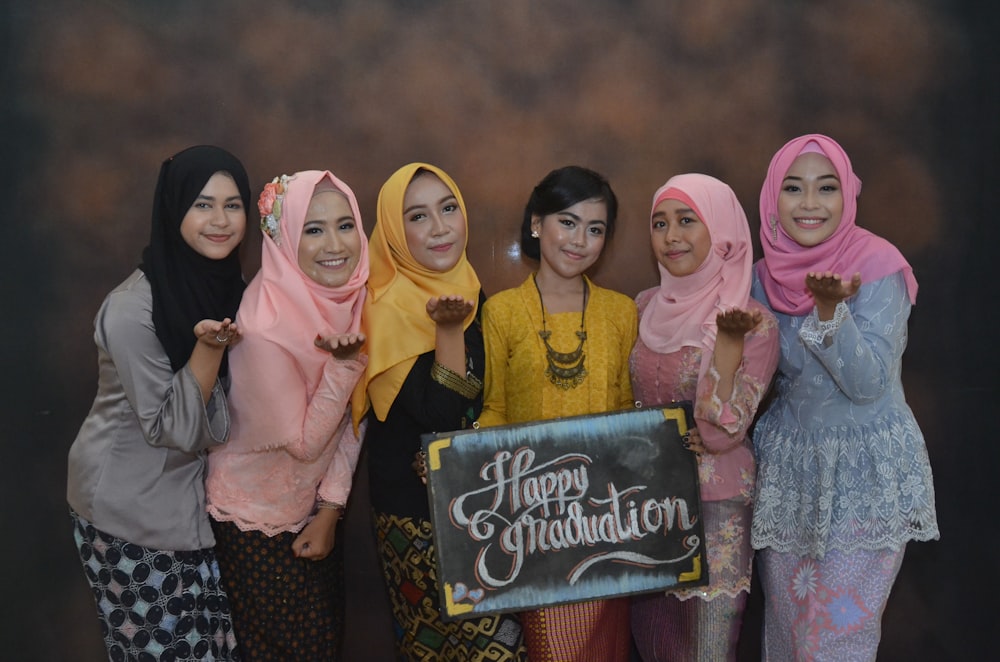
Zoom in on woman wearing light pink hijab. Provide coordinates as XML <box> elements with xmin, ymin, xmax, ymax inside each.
<box><xmin>751</xmin><ymin>135</ymin><xmax>938</xmax><ymax>660</ymax></box>
<box><xmin>629</xmin><ymin>174</ymin><xmax>779</xmax><ymax>661</ymax></box>
<box><xmin>206</xmin><ymin>170</ymin><xmax>369</xmax><ymax>660</ymax></box>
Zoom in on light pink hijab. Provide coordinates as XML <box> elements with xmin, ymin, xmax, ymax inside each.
<box><xmin>757</xmin><ymin>134</ymin><xmax>918</xmax><ymax>315</ymax></box>
<box><xmin>228</xmin><ymin>170</ymin><xmax>369</xmax><ymax>450</ymax></box>
<box><xmin>639</xmin><ymin>173</ymin><xmax>753</xmax><ymax>356</ymax></box>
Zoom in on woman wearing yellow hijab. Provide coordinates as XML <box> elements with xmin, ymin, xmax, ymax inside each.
<box><xmin>358</xmin><ymin>163</ymin><xmax>527</xmax><ymax>660</ymax></box>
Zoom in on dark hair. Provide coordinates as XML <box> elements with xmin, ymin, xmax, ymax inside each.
<box><xmin>520</xmin><ymin>165</ymin><xmax>618</xmax><ymax>260</ymax></box>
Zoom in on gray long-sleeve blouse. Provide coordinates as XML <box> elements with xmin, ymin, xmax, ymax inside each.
<box><xmin>67</xmin><ymin>270</ymin><xmax>230</xmax><ymax>551</ymax></box>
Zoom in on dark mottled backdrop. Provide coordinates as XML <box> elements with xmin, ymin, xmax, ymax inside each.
<box><xmin>3</xmin><ymin>1</ymin><xmax>996</xmax><ymax>660</ymax></box>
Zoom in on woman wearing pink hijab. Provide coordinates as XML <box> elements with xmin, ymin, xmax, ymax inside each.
<box><xmin>206</xmin><ymin>170</ymin><xmax>369</xmax><ymax>660</ymax></box>
<box><xmin>629</xmin><ymin>174</ymin><xmax>779</xmax><ymax>661</ymax></box>
<box><xmin>751</xmin><ymin>135</ymin><xmax>938</xmax><ymax>660</ymax></box>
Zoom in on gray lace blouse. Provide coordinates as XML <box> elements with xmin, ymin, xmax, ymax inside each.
<box><xmin>750</xmin><ymin>270</ymin><xmax>939</xmax><ymax>558</ymax></box>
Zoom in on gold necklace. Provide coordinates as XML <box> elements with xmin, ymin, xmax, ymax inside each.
<box><xmin>533</xmin><ymin>274</ymin><xmax>588</xmax><ymax>389</ymax></box>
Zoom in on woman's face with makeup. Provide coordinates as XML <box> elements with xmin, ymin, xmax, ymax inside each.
<box><xmin>179</xmin><ymin>171</ymin><xmax>246</xmax><ymax>259</ymax></box>
<box><xmin>650</xmin><ymin>198</ymin><xmax>712</xmax><ymax>278</ymax></box>
<box><xmin>297</xmin><ymin>190</ymin><xmax>362</xmax><ymax>288</ymax></box>
<box><xmin>776</xmin><ymin>152</ymin><xmax>845</xmax><ymax>247</ymax></box>
<box><xmin>402</xmin><ymin>172</ymin><xmax>467</xmax><ymax>272</ymax></box>
<box><xmin>531</xmin><ymin>198</ymin><xmax>608</xmax><ymax>280</ymax></box>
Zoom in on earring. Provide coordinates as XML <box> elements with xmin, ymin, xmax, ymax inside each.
<box><xmin>531</xmin><ymin>230</ymin><xmax>539</xmax><ymax>239</ymax></box>
<box><xmin>769</xmin><ymin>215</ymin><xmax>778</xmax><ymax>243</ymax></box>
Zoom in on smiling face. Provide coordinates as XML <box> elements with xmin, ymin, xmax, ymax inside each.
<box><xmin>531</xmin><ymin>198</ymin><xmax>608</xmax><ymax>280</ymax></box>
<box><xmin>650</xmin><ymin>198</ymin><xmax>712</xmax><ymax>277</ymax></box>
<box><xmin>179</xmin><ymin>171</ymin><xmax>247</xmax><ymax>259</ymax></box>
<box><xmin>777</xmin><ymin>152</ymin><xmax>845</xmax><ymax>247</ymax></box>
<box><xmin>297</xmin><ymin>190</ymin><xmax>362</xmax><ymax>287</ymax></box>
<box><xmin>402</xmin><ymin>172</ymin><xmax>467</xmax><ymax>272</ymax></box>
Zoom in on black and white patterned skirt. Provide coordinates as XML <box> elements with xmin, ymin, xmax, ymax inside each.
<box><xmin>71</xmin><ymin>511</ymin><xmax>240</xmax><ymax>661</ymax></box>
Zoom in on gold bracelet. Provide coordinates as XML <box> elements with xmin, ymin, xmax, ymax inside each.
<box><xmin>430</xmin><ymin>361</ymin><xmax>483</xmax><ymax>399</ymax></box>
<box><xmin>317</xmin><ymin>499</ymin><xmax>345</xmax><ymax>512</ymax></box>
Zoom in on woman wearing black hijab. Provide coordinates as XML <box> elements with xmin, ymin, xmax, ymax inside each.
<box><xmin>68</xmin><ymin>145</ymin><xmax>251</xmax><ymax>661</ymax></box>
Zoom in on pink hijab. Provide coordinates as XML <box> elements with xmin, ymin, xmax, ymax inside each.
<box><xmin>757</xmin><ymin>134</ymin><xmax>917</xmax><ymax>315</ymax></box>
<box><xmin>639</xmin><ymin>173</ymin><xmax>753</xmax><ymax>357</ymax></box>
<box><xmin>227</xmin><ymin>170</ymin><xmax>369</xmax><ymax>450</ymax></box>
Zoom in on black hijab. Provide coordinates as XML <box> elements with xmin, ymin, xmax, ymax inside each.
<box><xmin>138</xmin><ymin>145</ymin><xmax>251</xmax><ymax>376</ymax></box>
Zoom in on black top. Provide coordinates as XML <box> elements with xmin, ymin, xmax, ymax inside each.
<box><xmin>366</xmin><ymin>293</ymin><xmax>485</xmax><ymax>520</ymax></box>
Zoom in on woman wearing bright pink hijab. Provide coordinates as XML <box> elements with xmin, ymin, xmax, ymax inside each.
<box><xmin>629</xmin><ymin>174</ymin><xmax>779</xmax><ymax>661</ymax></box>
<box><xmin>751</xmin><ymin>135</ymin><xmax>938</xmax><ymax>660</ymax></box>
<box><xmin>206</xmin><ymin>170</ymin><xmax>369</xmax><ymax>660</ymax></box>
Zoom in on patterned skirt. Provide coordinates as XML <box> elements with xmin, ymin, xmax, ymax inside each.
<box><xmin>373</xmin><ymin>511</ymin><xmax>528</xmax><ymax>661</ymax></box>
<box><xmin>211</xmin><ymin>519</ymin><xmax>344</xmax><ymax>662</ymax></box>
<box><xmin>758</xmin><ymin>546</ymin><xmax>905</xmax><ymax>661</ymax></box>
<box><xmin>70</xmin><ymin>511</ymin><xmax>240</xmax><ymax>661</ymax></box>
<box><xmin>521</xmin><ymin>598</ymin><xmax>631</xmax><ymax>662</ymax></box>
<box><xmin>631</xmin><ymin>496</ymin><xmax>753</xmax><ymax>662</ymax></box>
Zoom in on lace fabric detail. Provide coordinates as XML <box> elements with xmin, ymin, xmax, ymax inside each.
<box><xmin>699</xmin><ymin>361</ymin><xmax>737</xmax><ymax>436</ymax></box>
<box><xmin>751</xmin><ymin>409</ymin><xmax>939</xmax><ymax>558</ymax></box>
<box><xmin>209</xmin><ymin>506</ymin><xmax>309</xmax><ymax>537</ymax></box>
<box><xmin>207</xmin><ymin>399</ymin><xmax>362</xmax><ymax>536</ymax></box>
<box><xmin>698</xmin><ymin>357</ymin><xmax>765</xmax><ymax>446</ymax></box>
<box><xmin>669</xmin><ymin>498</ymin><xmax>753</xmax><ymax>601</ymax></box>
<box><xmin>672</xmin><ymin>577</ymin><xmax>751</xmax><ymax>602</ymax></box>
<box><xmin>799</xmin><ymin>301</ymin><xmax>849</xmax><ymax>345</ymax></box>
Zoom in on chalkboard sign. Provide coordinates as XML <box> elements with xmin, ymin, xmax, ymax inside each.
<box><xmin>421</xmin><ymin>404</ymin><xmax>707</xmax><ymax>620</ymax></box>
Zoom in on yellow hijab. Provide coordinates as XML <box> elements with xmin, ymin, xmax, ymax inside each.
<box><xmin>354</xmin><ymin>163</ymin><xmax>481</xmax><ymax>423</ymax></box>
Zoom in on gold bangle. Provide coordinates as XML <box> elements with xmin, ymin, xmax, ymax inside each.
<box><xmin>317</xmin><ymin>499</ymin><xmax>345</xmax><ymax>511</ymax></box>
<box><xmin>430</xmin><ymin>361</ymin><xmax>482</xmax><ymax>399</ymax></box>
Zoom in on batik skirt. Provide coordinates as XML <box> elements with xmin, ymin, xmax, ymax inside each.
<box><xmin>631</xmin><ymin>496</ymin><xmax>753</xmax><ymax>662</ymax></box>
<box><xmin>211</xmin><ymin>518</ymin><xmax>344</xmax><ymax>662</ymax></box>
<box><xmin>373</xmin><ymin>511</ymin><xmax>528</xmax><ymax>661</ymax></box>
<box><xmin>71</xmin><ymin>511</ymin><xmax>240</xmax><ymax>661</ymax></box>
<box><xmin>757</xmin><ymin>546</ymin><xmax>905</xmax><ymax>661</ymax></box>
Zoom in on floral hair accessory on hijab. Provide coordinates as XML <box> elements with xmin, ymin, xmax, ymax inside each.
<box><xmin>227</xmin><ymin>169</ymin><xmax>369</xmax><ymax>453</ymax></box>
<box><xmin>259</xmin><ymin>174</ymin><xmax>294</xmax><ymax>245</ymax></box>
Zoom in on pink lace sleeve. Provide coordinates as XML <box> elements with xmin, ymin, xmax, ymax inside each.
<box><xmin>317</xmin><ymin>418</ymin><xmax>364</xmax><ymax>505</ymax></box>
<box><xmin>283</xmin><ymin>356</ymin><xmax>366</xmax><ymax>462</ymax></box>
<box><xmin>695</xmin><ymin>304</ymin><xmax>779</xmax><ymax>454</ymax></box>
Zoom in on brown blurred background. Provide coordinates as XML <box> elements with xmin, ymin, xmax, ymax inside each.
<box><xmin>2</xmin><ymin>1</ymin><xmax>995</xmax><ymax>659</ymax></box>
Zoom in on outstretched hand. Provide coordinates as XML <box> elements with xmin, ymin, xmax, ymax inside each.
<box><xmin>315</xmin><ymin>332</ymin><xmax>366</xmax><ymax>361</ymax></box>
<box><xmin>716</xmin><ymin>308</ymin><xmax>762</xmax><ymax>339</ymax></box>
<box><xmin>194</xmin><ymin>318</ymin><xmax>241</xmax><ymax>348</ymax></box>
<box><xmin>426</xmin><ymin>295</ymin><xmax>474</xmax><ymax>327</ymax></box>
<box><xmin>806</xmin><ymin>271</ymin><xmax>862</xmax><ymax>310</ymax></box>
